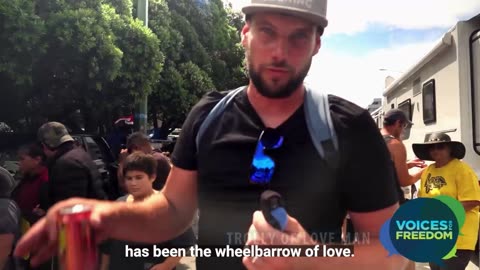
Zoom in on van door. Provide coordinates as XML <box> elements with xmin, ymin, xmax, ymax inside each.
<box><xmin>471</xmin><ymin>29</ymin><xmax>480</xmax><ymax>156</ymax></box>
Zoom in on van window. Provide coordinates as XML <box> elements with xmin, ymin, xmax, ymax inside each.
<box><xmin>422</xmin><ymin>79</ymin><xmax>436</xmax><ymax>125</ymax></box>
<box><xmin>398</xmin><ymin>99</ymin><xmax>412</xmax><ymax>140</ymax></box>
<box><xmin>398</xmin><ymin>99</ymin><xmax>412</xmax><ymax>122</ymax></box>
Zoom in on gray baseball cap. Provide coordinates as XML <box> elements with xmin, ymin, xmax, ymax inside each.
<box><xmin>242</xmin><ymin>0</ymin><xmax>328</xmax><ymax>28</ymax></box>
<box><xmin>37</xmin><ymin>122</ymin><xmax>74</xmax><ymax>149</ymax></box>
<box><xmin>384</xmin><ymin>109</ymin><xmax>413</xmax><ymax>125</ymax></box>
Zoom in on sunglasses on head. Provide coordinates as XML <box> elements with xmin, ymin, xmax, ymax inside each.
<box><xmin>250</xmin><ymin>128</ymin><xmax>284</xmax><ymax>185</ymax></box>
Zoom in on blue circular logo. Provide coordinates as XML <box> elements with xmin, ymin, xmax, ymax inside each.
<box><xmin>380</xmin><ymin>196</ymin><xmax>464</xmax><ymax>265</ymax></box>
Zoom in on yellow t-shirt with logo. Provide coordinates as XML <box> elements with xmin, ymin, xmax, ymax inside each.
<box><xmin>418</xmin><ymin>158</ymin><xmax>480</xmax><ymax>250</ymax></box>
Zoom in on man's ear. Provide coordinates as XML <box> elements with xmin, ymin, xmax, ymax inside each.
<box><xmin>241</xmin><ymin>23</ymin><xmax>250</xmax><ymax>48</ymax></box>
<box><xmin>312</xmin><ymin>35</ymin><xmax>321</xmax><ymax>56</ymax></box>
<box><xmin>34</xmin><ymin>156</ymin><xmax>43</xmax><ymax>164</ymax></box>
<box><xmin>41</xmin><ymin>143</ymin><xmax>50</xmax><ymax>153</ymax></box>
<box><xmin>150</xmin><ymin>175</ymin><xmax>157</xmax><ymax>182</ymax></box>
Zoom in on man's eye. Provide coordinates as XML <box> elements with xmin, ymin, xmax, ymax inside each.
<box><xmin>260</xmin><ymin>27</ymin><xmax>274</xmax><ymax>36</ymax></box>
<box><xmin>292</xmin><ymin>33</ymin><xmax>308</xmax><ymax>41</ymax></box>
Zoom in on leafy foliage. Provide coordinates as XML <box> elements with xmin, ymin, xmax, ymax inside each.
<box><xmin>0</xmin><ymin>0</ymin><xmax>247</xmax><ymax>134</ymax></box>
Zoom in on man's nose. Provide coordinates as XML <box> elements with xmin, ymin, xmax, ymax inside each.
<box><xmin>271</xmin><ymin>38</ymin><xmax>289</xmax><ymax>62</ymax></box>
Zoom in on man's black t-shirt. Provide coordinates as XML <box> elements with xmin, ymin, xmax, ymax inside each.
<box><xmin>171</xmin><ymin>88</ymin><xmax>399</xmax><ymax>269</ymax></box>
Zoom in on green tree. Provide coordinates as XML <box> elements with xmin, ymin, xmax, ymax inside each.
<box><xmin>26</xmin><ymin>0</ymin><xmax>162</xmax><ymax>132</ymax></box>
<box><xmin>0</xmin><ymin>0</ymin><xmax>45</xmax><ymax>131</ymax></box>
<box><xmin>30</xmin><ymin>6</ymin><xmax>124</xmax><ymax>131</ymax></box>
<box><xmin>146</xmin><ymin>0</ymin><xmax>247</xmax><ymax>135</ymax></box>
<box><xmin>1</xmin><ymin>0</ymin><xmax>247</xmax><ymax>135</ymax></box>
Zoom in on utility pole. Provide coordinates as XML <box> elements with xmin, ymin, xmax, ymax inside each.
<box><xmin>135</xmin><ymin>0</ymin><xmax>148</xmax><ymax>133</ymax></box>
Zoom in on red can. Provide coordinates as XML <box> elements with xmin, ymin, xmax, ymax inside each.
<box><xmin>57</xmin><ymin>204</ymin><xmax>97</xmax><ymax>270</ymax></box>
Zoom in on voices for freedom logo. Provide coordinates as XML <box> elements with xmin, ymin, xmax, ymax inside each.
<box><xmin>380</xmin><ymin>196</ymin><xmax>465</xmax><ymax>265</ymax></box>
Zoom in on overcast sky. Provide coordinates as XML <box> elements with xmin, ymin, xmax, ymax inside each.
<box><xmin>224</xmin><ymin>0</ymin><xmax>480</xmax><ymax>107</ymax></box>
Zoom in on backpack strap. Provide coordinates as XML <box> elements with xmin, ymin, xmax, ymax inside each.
<box><xmin>304</xmin><ymin>87</ymin><xmax>340</xmax><ymax>169</ymax></box>
<box><xmin>383</xmin><ymin>134</ymin><xmax>395</xmax><ymax>144</ymax></box>
<box><xmin>195</xmin><ymin>86</ymin><xmax>246</xmax><ymax>153</ymax></box>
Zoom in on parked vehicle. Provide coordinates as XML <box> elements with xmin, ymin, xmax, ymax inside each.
<box><xmin>167</xmin><ymin>128</ymin><xmax>181</xmax><ymax>141</ymax></box>
<box><xmin>372</xmin><ymin>13</ymin><xmax>480</xmax><ymax>258</ymax></box>
<box><xmin>373</xmin><ymin>13</ymin><xmax>480</xmax><ymax>179</ymax></box>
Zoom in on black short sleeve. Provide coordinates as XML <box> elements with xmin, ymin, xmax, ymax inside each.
<box><xmin>0</xmin><ymin>199</ymin><xmax>20</xmax><ymax>235</ymax></box>
<box><xmin>171</xmin><ymin>91</ymin><xmax>226</xmax><ymax>170</ymax></box>
<box><xmin>330</xmin><ymin>96</ymin><xmax>399</xmax><ymax>212</ymax></box>
<box><xmin>99</xmin><ymin>239</ymin><xmax>112</xmax><ymax>255</ymax></box>
<box><xmin>168</xmin><ymin>227</ymin><xmax>197</xmax><ymax>247</ymax></box>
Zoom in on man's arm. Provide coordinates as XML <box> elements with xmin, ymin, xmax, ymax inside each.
<box><xmin>243</xmin><ymin>205</ymin><xmax>408</xmax><ymax>270</ymax></box>
<box><xmin>15</xmin><ymin>166</ymin><xmax>198</xmax><ymax>266</ymax></box>
<box><xmin>321</xmin><ymin>108</ymin><xmax>407</xmax><ymax>268</ymax></box>
<box><xmin>99</xmin><ymin>254</ymin><xmax>110</xmax><ymax>270</ymax></box>
<box><xmin>461</xmin><ymin>201</ymin><xmax>480</xmax><ymax>211</ymax></box>
<box><xmin>300</xmin><ymin>204</ymin><xmax>408</xmax><ymax>270</ymax></box>
<box><xmin>15</xmin><ymin>91</ymin><xmax>216</xmax><ymax>266</ymax></box>
<box><xmin>105</xmin><ymin>165</ymin><xmax>198</xmax><ymax>243</ymax></box>
<box><xmin>0</xmin><ymin>234</ymin><xmax>14</xmax><ymax>270</ymax></box>
<box><xmin>387</xmin><ymin>141</ymin><xmax>424</xmax><ymax>187</ymax></box>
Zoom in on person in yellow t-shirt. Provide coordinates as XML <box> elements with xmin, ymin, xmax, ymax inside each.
<box><xmin>413</xmin><ymin>132</ymin><xmax>480</xmax><ymax>270</ymax></box>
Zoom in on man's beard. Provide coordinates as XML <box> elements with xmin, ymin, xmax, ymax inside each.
<box><xmin>248</xmin><ymin>58</ymin><xmax>312</xmax><ymax>99</ymax></box>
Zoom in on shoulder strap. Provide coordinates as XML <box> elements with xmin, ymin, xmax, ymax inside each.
<box><xmin>383</xmin><ymin>134</ymin><xmax>395</xmax><ymax>144</ymax></box>
<box><xmin>195</xmin><ymin>86</ymin><xmax>246</xmax><ymax>152</ymax></box>
<box><xmin>304</xmin><ymin>87</ymin><xmax>340</xmax><ymax>169</ymax></box>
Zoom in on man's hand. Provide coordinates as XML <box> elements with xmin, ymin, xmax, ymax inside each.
<box><xmin>118</xmin><ymin>148</ymin><xmax>129</xmax><ymax>163</ymax></box>
<box><xmin>407</xmin><ymin>158</ymin><xmax>426</xmax><ymax>169</ymax></box>
<box><xmin>14</xmin><ymin>198</ymin><xmax>120</xmax><ymax>267</ymax></box>
<box><xmin>32</xmin><ymin>205</ymin><xmax>46</xmax><ymax>217</ymax></box>
<box><xmin>242</xmin><ymin>211</ymin><xmax>315</xmax><ymax>270</ymax></box>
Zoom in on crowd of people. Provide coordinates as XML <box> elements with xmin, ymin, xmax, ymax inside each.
<box><xmin>0</xmin><ymin>0</ymin><xmax>479</xmax><ymax>270</ymax></box>
<box><xmin>381</xmin><ymin>110</ymin><xmax>480</xmax><ymax>270</ymax></box>
<box><xmin>0</xmin><ymin>123</ymin><xmax>194</xmax><ymax>270</ymax></box>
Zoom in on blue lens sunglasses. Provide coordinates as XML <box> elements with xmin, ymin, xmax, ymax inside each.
<box><xmin>250</xmin><ymin>128</ymin><xmax>284</xmax><ymax>185</ymax></box>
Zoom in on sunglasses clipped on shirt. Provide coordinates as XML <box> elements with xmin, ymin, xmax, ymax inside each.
<box><xmin>250</xmin><ymin>128</ymin><xmax>284</xmax><ymax>185</ymax></box>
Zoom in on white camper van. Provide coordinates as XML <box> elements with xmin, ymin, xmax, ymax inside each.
<box><xmin>373</xmin><ymin>13</ymin><xmax>480</xmax><ymax>179</ymax></box>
